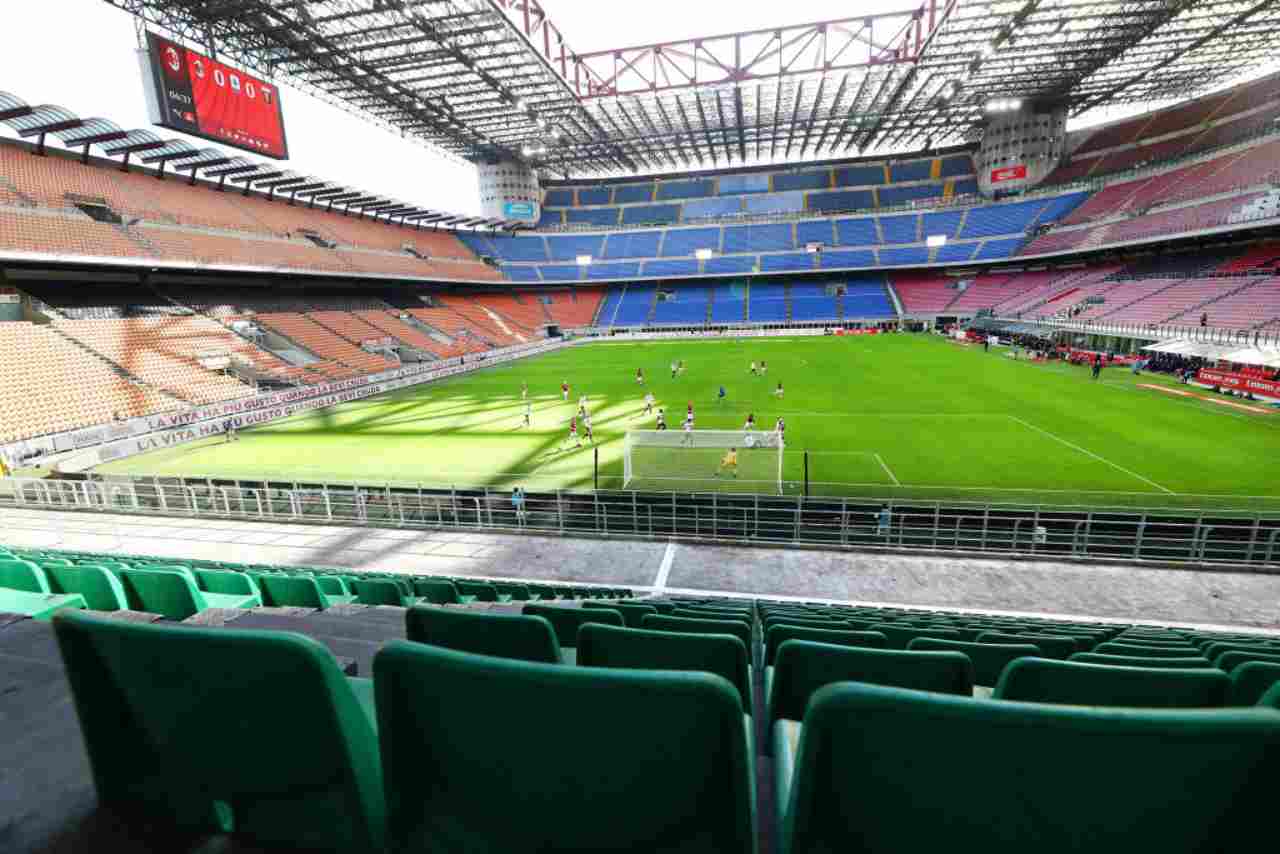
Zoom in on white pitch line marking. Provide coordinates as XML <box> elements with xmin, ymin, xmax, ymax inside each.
<box><xmin>1007</xmin><ymin>416</ymin><xmax>1174</xmax><ymax>494</ymax></box>
<box><xmin>653</xmin><ymin>540</ymin><xmax>677</xmax><ymax>591</ymax></box>
<box><xmin>874</xmin><ymin>453</ymin><xmax>900</xmax><ymax>486</ymax></box>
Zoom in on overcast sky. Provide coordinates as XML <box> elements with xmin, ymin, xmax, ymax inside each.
<box><xmin>0</xmin><ymin>1</ymin><xmax>1271</xmax><ymax>216</ymax></box>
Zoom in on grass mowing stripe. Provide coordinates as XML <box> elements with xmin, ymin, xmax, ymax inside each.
<box><xmin>1006</xmin><ymin>416</ymin><xmax>1174</xmax><ymax>494</ymax></box>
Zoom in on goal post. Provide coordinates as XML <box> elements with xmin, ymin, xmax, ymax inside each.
<box><xmin>623</xmin><ymin>429</ymin><xmax>785</xmax><ymax>494</ymax></box>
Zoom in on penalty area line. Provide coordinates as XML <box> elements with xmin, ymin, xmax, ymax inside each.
<box><xmin>1006</xmin><ymin>416</ymin><xmax>1174</xmax><ymax>494</ymax></box>
<box><xmin>874</xmin><ymin>453</ymin><xmax>900</xmax><ymax>486</ymax></box>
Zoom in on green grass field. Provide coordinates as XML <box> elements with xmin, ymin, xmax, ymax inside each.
<box><xmin>95</xmin><ymin>335</ymin><xmax>1280</xmax><ymax>511</ymax></box>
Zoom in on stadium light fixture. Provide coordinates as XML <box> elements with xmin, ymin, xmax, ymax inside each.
<box><xmin>576</xmin><ymin>254</ymin><xmax>593</xmax><ymax>266</ymax></box>
<box><xmin>926</xmin><ymin>234</ymin><xmax>948</xmax><ymax>248</ymax></box>
<box><xmin>695</xmin><ymin>248</ymin><xmax>714</xmax><ymax>260</ymax></box>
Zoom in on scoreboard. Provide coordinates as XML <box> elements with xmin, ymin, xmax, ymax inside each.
<box><xmin>142</xmin><ymin>32</ymin><xmax>289</xmax><ymax>160</ymax></box>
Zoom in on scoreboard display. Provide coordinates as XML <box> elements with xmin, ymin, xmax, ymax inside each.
<box><xmin>143</xmin><ymin>32</ymin><xmax>289</xmax><ymax>159</ymax></box>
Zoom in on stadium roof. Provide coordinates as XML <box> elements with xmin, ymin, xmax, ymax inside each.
<box><xmin>0</xmin><ymin>86</ymin><xmax>518</xmax><ymax>230</ymax></box>
<box><xmin>107</xmin><ymin>0</ymin><xmax>1280</xmax><ymax>177</ymax></box>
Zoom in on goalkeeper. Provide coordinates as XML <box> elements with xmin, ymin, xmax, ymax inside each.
<box><xmin>716</xmin><ymin>447</ymin><xmax>739</xmax><ymax>479</ymax></box>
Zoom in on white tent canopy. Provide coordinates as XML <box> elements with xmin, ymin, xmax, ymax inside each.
<box><xmin>1142</xmin><ymin>339</ymin><xmax>1280</xmax><ymax>366</ymax></box>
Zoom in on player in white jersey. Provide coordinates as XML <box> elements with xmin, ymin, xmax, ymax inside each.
<box><xmin>681</xmin><ymin>413</ymin><xmax>695</xmax><ymax>446</ymax></box>
<box><xmin>744</xmin><ymin>413</ymin><xmax>756</xmax><ymax>431</ymax></box>
<box><xmin>670</xmin><ymin>360</ymin><xmax>678</xmax><ymax>379</ymax></box>
<box><xmin>775</xmin><ymin>417</ymin><xmax>786</xmax><ymax>446</ymax></box>
<box><xmin>644</xmin><ymin>391</ymin><xmax>655</xmax><ymax>415</ymax></box>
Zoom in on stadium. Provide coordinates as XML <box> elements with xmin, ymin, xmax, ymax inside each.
<box><xmin>3</xmin><ymin>0</ymin><xmax>1280</xmax><ymax>850</ymax></box>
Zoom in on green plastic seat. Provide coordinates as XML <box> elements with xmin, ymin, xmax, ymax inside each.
<box><xmin>42</xmin><ymin>564</ymin><xmax>129</xmax><ymax>611</ymax></box>
<box><xmin>373</xmin><ymin>641</ymin><xmax>754</xmax><ymax>853</ymax></box>
<box><xmin>907</xmin><ymin>638</ymin><xmax>1041</xmax><ymax>687</ymax></box>
<box><xmin>868</xmin><ymin>623</ymin><xmax>962</xmax><ymax>649</ymax></box>
<box><xmin>1260</xmin><ymin>681</ymin><xmax>1280</xmax><ymax>709</ymax></box>
<box><xmin>456</xmin><ymin>581</ymin><xmax>499</xmax><ymax>602</ymax></box>
<box><xmin>642</xmin><ymin>614</ymin><xmax>753</xmax><ymax>654</ymax></box>
<box><xmin>352</xmin><ymin>579</ymin><xmax>418</xmax><ymax>607</ymax></box>
<box><xmin>120</xmin><ymin>569</ymin><xmax>256</xmax><ymax>619</ymax></box>
<box><xmin>583</xmin><ymin>600</ymin><xmax>659</xmax><ymax>627</ymax></box>
<box><xmin>1096</xmin><ymin>641</ymin><xmax>1201</xmax><ymax>658</ymax></box>
<box><xmin>1228</xmin><ymin>662</ymin><xmax>1280</xmax><ymax>706</ymax></box>
<box><xmin>196</xmin><ymin>569</ymin><xmax>262</xmax><ymax>601</ymax></box>
<box><xmin>1216</xmin><ymin>649</ymin><xmax>1280</xmax><ymax>671</ymax></box>
<box><xmin>412</xmin><ymin>579</ymin><xmax>461</xmax><ymax>604</ymax></box>
<box><xmin>522</xmin><ymin>604</ymin><xmax>624</xmax><ymax>649</ymax></box>
<box><xmin>1071</xmin><ymin>652</ymin><xmax>1214</xmax><ymax>669</ymax></box>
<box><xmin>778</xmin><ymin>682</ymin><xmax>1280</xmax><ymax>854</ymax></box>
<box><xmin>975</xmin><ymin>631</ymin><xmax>1080</xmax><ymax>659</ymax></box>
<box><xmin>315</xmin><ymin>575</ymin><xmax>354</xmax><ymax>600</ymax></box>
<box><xmin>0</xmin><ymin>557</ymin><xmax>50</xmax><ymax>593</ymax></box>
<box><xmin>577</xmin><ymin>623</ymin><xmax>752</xmax><ymax>712</ymax></box>
<box><xmin>994</xmin><ymin>658</ymin><xmax>1230</xmax><ymax>708</ymax></box>
<box><xmin>146</xmin><ymin>565</ymin><xmax>260</xmax><ymax>610</ymax></box>
<box><xmin>1203</xmin><ymin>641</ymin><xmax>1280</xmax><ymax>662</ymax></box>
<box><xmin>768</xmin><ymin>641</ymin><xmax>973</xmax><ymax>728</ymax></box>
<box><xmin>765</xmin><ymin>626</ymin><xmax>887</xmax><ymax>666</ymax></box>
<box><xmin>260</xmin><ymin>575</ymin><xmax>336</xmax><ymax>610</ymax></box>
<box><xmin>405</xmin><ymin>606</ymin><xmax>561</xmax><ymax>664</ymax></box>
<box><xmin>52</xmin><ymin>610</ymin><xmax>386</xmax><ymax>852</ymax></box>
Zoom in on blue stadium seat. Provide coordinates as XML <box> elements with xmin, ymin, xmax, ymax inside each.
<box><xmin>878</xmin><ymin>215</ymin><xmax>919</xmax><ymax>244</ymax></box>
<box><xmin>710</xmin><ymin>283</ymin><xmax>747</xmax><ymax>322</ymax></box>
<box><xmin>502</xmin><ymin>266</ymin><xmax>541</xmax><ymax>282</ymax></box>
<box><xmin>604</xmin><ymin>231</ymin><xmax>663</xmax><ymax>258</ymax></box>
<box><xmin>457</xmin><ymin>232</ymin><xmax>495</xmax><ymax>257</ymax></box>
<box><xmin>935</xmin><ymin>242</ymin><xmax>978</xmax><ymax>263</ymax></box>
<box><xmin>889</xmin><ymin>159</ymin><xmax>933</xmax><ymax>182</ymax></box>
<box><xmin>577</xmin><ymin>187</ymin><xmax>611</xmax><ymax>206</ymax></box>
<box><xmin>704</xmin><ymin>255</ymin><xmax>758</xmax><ymax>275</ymax></box>
<box><xmin>796</xmin><ymin>220</ymin><xmax>835</xmax><ymax>247</ymax></box>
<box><xmin>538</xmin><ymin>264</ymin><xmax>582</xmax><ymax>281</ymax></box>
<box><xmin>834</xmin><ymin>218</ymin><xmax>879</xmax><ymax>246</ymax></box>
<box><xmin>651</xmin><ymin>287</ymin><xmax>711</xmax><ymax>324</ymax></box>
<box><xmin>1034</xmin><ymin>191</ymin><xmax>1090</xmax><ymax>225</ymax></box>
<box><xmin>921</xmin><ymin>210</ymin><xmax>964</xmax><ymax>240</ymax></box>
<box><xmin>537</xmin><ymin>209</ymin><xmax>564</xmax><ymax>228</ymax></box>
<box><xmin>843</xmin><ymin>281</ymin><xmax>894</xmax><ymax>318</ymax></box>
<box><xmin>613</xmin><ymin>183</ymin><xmax>654</xmax><ymax>204</ymax></box>
<box><xmin>565</xmin><ymin>208</ymin><xmax>620</xmax><ymax>227</ymax></box>
<box><xmin>940</xmin><ymin>155</ymin><xmax>973</xmax><ymax>177</ymax></box>
<box><xmin>834</xmin><ymin>164</ymin><xmax>886</xmax><ymax>186</ymax></box>
<box><xmin>959</xmin><ymin>199</ymin><xmax>1044</xmax><ymax>238</ymax></box>
<box><xmin>684</xmin><ymin>197</ymin><xmax>743</xmax><ymax>219</ymax></box>
<box><xmin>973</xmin><ymin>237</ymin><xmax>1024</xmax><ymax>260</ymax></box>
<box><xmin>661</xmin><ymin>227</ymin><xmax>723</xmax><ymax>257</ymax></box>
<box><xmin>748</xmin><ymin>283</ymin><xmax>788</xmax><ymax>321</ymax></box>
<box><xmin>880</xmin><ymin>246</ymin><xmax>930</xmax><ymax>266</ymax></box>
<box><xmin>952</xmin><ymin>177</ymin><xmax>979</xmax><ymax>196</ymax></box>
<box><xmin>879</xmin><ymin>183</ymin><xmax>944</xmax><ymax>206</ymax></box>
<box><xmin>622</xmin><ymin>204</ymin><xmax>681</xmax><ymax>225</ymax></box>
<box><xmin>789</xmin><ymin>283</ymin><xmax>839</xmax><ymax>321</ymax></box>
<box><xmin>489</xmin><ymin>235</ymin><xmax>548</xmax><ymax>261</ymax></box>
<box><xmin>745</xmin><ymin>192</ymin><xmax>806</xmax><ymax>215</ymax></box>
<box><xmin>761</xmin><ymin>253</ymin><xmax>816</xmax><ymax>272</ymax></box>
<box><xmin>807</xmin><ymin>189</ymin><xmax>876</xmax><ymax>213</ymax></box>
<box><xmin>642</xmin><ymin>259</ymin><xmax>700</xmax><ymax>277</ymax></box>
<box><xmin>773</xmin><ymin>170</ymin><xmax>831</xmax><ymax>192</ymax></box>
<box><xmin>587</xmin><ymin>261</ymin><xmax>642</xmax><ymax>280</ymax></box>
<box><xmin>819</xmin><ymin>250</ymin><xmax>876</xmax><ymax>270</ymax></box>
<box><xmin>724</xmin><ymin>223</ymin><xmax>795</xmax><ymax>253</ymax></box>
<box><xmin>656</xmin><ymin>180</ymin><xmax>714</xmax><ymax>201</ymax></box>
<box><xmin>613</xmin><ymin>284</ymin><xmax>657</xmax><ymax>324</ymax></box>
<box><xmin>543</xmin><ymin>188</ymin><xmax>573</xmax><ymax>207</ymax></box>
<box><xmin>596</xmin><ymin>289</ymin><xmax>624</xmax><ymax>325</ymax></box>
<box><xmin>718</xmin><ymin>173</ymin><xmax>770</xmax><ymax>194</ymax></box>
<box><xmin>546</xmin><ymin>235</ymin><xmax>605</xmax><ymax>262</ymax></box>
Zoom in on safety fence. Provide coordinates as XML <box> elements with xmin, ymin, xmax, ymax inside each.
<box><xmin>3</xmin><ymin>474</ymin><xmax>1279</xmax><ymax>570</ymax></box>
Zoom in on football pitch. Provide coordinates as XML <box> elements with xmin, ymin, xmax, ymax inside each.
<box><xmin>95</xmin><ymin>335</ymin><xmax>1280</xmax><ymax>511</ymax></box>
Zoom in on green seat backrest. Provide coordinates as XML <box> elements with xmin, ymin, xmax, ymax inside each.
<box><xmin>583</xmin><ymin>601</ymin><xmax>658</xmax><ymax>628</ymax></box>
<box><xmin>261</xmin><ymin>576</ymin><xmax>330</xmax><ymax>610</ymax></box>
<box><xmin>352</xmin><ymin>579</ymin><xmax>409</xmax><ymax>607</ymax></box>
<box><xmin>52</xmin><ymin>611</ymin><xmax>385</xmax><ymax>852</ymax></box>
<box><xmin>1096</xmin><ymin>641</ymin><xmax>1200</xmax><ymax>658</ymax></box>
<box><xmin>1260</xmin><ymin>681</ymin><xmax>1280</xmax><ymax>709</ymax></box>
<box><xmin>769</xmin><ymin>642</ymin><xmax>973</xmax><ymax>724</ymax></box>
<box><xmin>120</xmin><ymin>569</ymin><xmax>208</xmax><ymax>619</ymax></box>
<box><xmin>1229</xmin><ymin>662</ymin><xmax>1280</xmax><ymax>706</ymax></box>
<box><xmin>781</xmin><ymin>682</ymin><xmax>1280</xmax><ymax>854</ymax></box>
<box><xmin>42</xmin><ymin>564</ymin><xmax>128</xmax><ymax>611</ymax></box>
<box><xmin>413</xmin><ymin>579</ymin><xmax>460</xmax><ymax>604</ymax></box>
<box><xmin>1071</xmin><ymin>652</ymin><xmax>1213</xmax><ymax>670</ymax></box>
<box><xmin>1203</xmin><ymin>642</ymin><xmax>1280</xmax><ymax>662</ymax></box>
<box><xmin>994</xmin><ymin>658</ymin><xmax>1230</xmax><ymax>708</ymax></box>
<box><xmin>868</xmin><ymin>623</ymin><xmax>962</xmax><ymax>650</ymax></box>
<box><xmin>577</xmin><ymin>623</ymin><xmax>751</xmax><ymax>711</ymax></box>
<box><xmin>1217</xmin><ymin>650</ymin><xmax>1280</xmax><ymax>671</ymax></box>
<box><xmin>0</xmin><ymin>558</ymin><xmax>50</xmax><ymax>593</ymax></box>
<box><xmin>522</xmin><ymin>604</ymin><xmax>623</xmax><ymax>647</ymax></box>
<box><xmin>765</xmin><ymin>625</ymin><xmax>887</xmax><ymax>666</ymax></box>
<box><xmin>496</xmin><ymin>584</ymin><xmax>532</xmax><ymax>601</ymax></box>
<box><xmin>315</xmin><ymin>576</ymin><xmax>350</xmax><ymax>597</ymax></box>
<box><xmin>373</xmin><ymin>641</ymin><xmax>754</xmax><ymax>853</ymax></box>
<box><xmin>405</xmin><ymin>606</ymin><xmax>561</xmax><ymax>664</ymax></box>
<box><xmin>907</xmin><ymin>638</ymin><xmax>1041</xmax><ymax>687</ymax></box>
<box><xmin>672</xmin><ymin>607</ymin><xmax>751</xmax><ymax>624</ymax></box>
<box><xmin>642</xmin><ymin>614</ymin><xmax>752</xmax><ymax>653</ymax></box>
<box><xmin>456</xmin><ymin>581</ymin><xmax>499</xmax><ymax>602</ymax></box>
<box><xmin>196</xmin><ymin>569</ymin><xmax>259</xmax><ymax>598</ymax></box>
<box><xmin>976</xmin><ymin>631</ymin><xmax>1079</xmax><ymax>659</ymax></box>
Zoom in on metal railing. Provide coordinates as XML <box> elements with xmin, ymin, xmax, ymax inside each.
<box><xmin>4</xmin><ymin>475</ymin><xmax>1278</xmax><ymax>571</ymax></box>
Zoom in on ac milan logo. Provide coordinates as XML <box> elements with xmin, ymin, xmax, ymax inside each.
<box><xmin>193</xmin><ymin>58</ymin><xmax>205</xmax><ymax>79</ymax></box>
<box><xmin>164</xmin><ymin>46</ymin><xmax>181</xmax><ymax>73</ymax></box>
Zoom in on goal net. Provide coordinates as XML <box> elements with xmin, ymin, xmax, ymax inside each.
<box><xmin>623</xmin><ymin>429</ymin><xmax>784</xmax><ymax>494</ymax></box>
